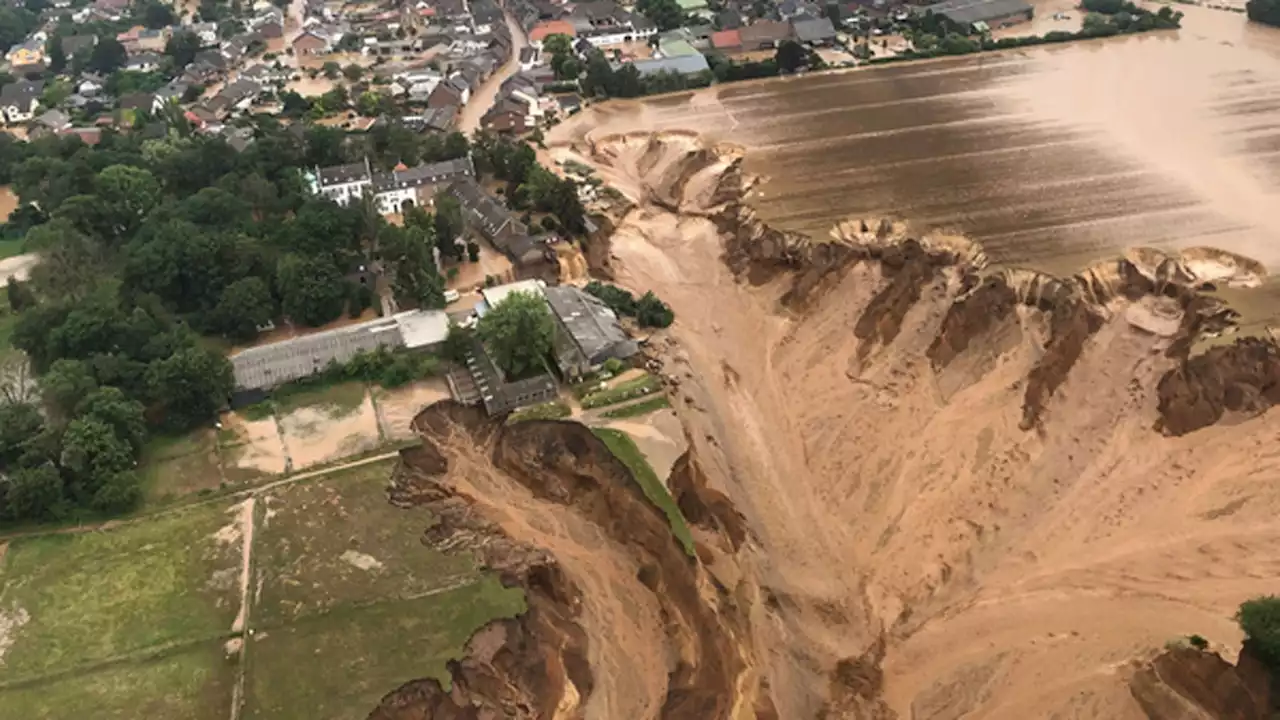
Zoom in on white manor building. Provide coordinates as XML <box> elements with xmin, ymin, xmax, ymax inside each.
<box><xmin>307</xmin><ymin>156</ymin><xmax>476</xmax><ymax>214</ymax></box>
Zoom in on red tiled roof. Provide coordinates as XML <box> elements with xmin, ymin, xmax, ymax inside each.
<box><xmin>530</xmin><ymin>20</ymin><xmax>576</xmax><ymax>42</ymax></box>
<box><xmin>710</xmin><ymin>29</ymin><xmax>741</xmax><ymax>49</ymax></box>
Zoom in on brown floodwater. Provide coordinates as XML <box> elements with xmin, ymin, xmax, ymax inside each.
<box><xmin>554</xmin><ymin>7</ymin><xmax>1280</xmax><ymax>325</ymax></box>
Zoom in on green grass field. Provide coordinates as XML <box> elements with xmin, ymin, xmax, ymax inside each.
<box><xmin>581</xmin><ymin>374</ymin><xmax>662</xmax><ymax>410</ymax></box>
<box><xmin>254</xmin><ymin>459</ymin><xmax>479</xmax><ymax>626</ymax></box>
<box><xmin>273</xmin><ymin>381</ymin><xmax>368</xmax><ymax>417</ymax></box>
<box><xmin>591</xmin><ymin>428</ymin><xmax>695</xmax><ymax>556</ymax></box>
<box><xmin>0</xmin><ymin>503</ymin><xmax>242</xmax><ymax>685</ymax></box>
<box><xmin>507</xmin><ymin>400</ymin><xmax>571</xmax><ymax>424</ymax></box>
<box><xmin>244</xmin><ymin>580</ymin><xmax>525</xmax><ymax>720</ymax></box>
<box><xmin>0</xmin><ymin>642</ymin><xmax>235</xmax><ymax>720</ymax></box>
<box><xmin>0</xmin><ymin>448</ymin><xmax>525</xmax><ymax>718</ymax></box>
<box><xmin>137</xmin><ymin>430</ymin><xmax>225</xmax><ymax>505</ymax></box>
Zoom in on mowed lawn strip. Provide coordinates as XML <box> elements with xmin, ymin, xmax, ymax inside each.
<box><xmin>253</xmin><ymin>458</ymin><xmax>480</xmax><ymax>627</ymax></box>
<box><xmin>0</xmin><ymin>641</ymin><xmax>235</xmax><ymax>720</ymax></box>
<box><xmin>591</xmin><ymin>428</ymin><xmax>695</xmax><ymax>556</ymax></box>
<box><xmin>0</xmin><ymin>501</ymin><xmax>244</xmax><ymax>683</ymax></box>
<box><xmin>244</xmin><ymin>577</ymin><xmax>526</xmax><ymax>720</ymax></box>
<box><xmin>273</xmin><ymin>381</ymin><xmax>368</xmax><ymax>417</ymax></box>
<box><xmin>137</xmin><ymin>429</ymin><xmax>224</xmax><ymax>505</ymax></box>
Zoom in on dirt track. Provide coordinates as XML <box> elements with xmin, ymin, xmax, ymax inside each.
<box><xmin>525</xmin><ymin>132</ymin><xmax>1280</xmax><ymax>718</ymax></box>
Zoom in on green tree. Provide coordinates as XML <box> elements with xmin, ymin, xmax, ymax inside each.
<box><xmin>6</xmin><ymin>465</ymin><xmax>65</xmax><ymax>521</ymax></box>
<box><xmin>88</xmin><ymin>36</ymin><xmax>128</xmax><ymax>74</ymax></box>
<box><xmin>140</xmin><ymin>0</ymin><xmax>176</xmax><ymax>28</ymax></box>
<box><xmin>636</xmin><ymin>0</ymin><xmax>685</xmax><ymax>30</ymax></box>
<box><xmin>47</xmin><ymin>35</ymin><xmax>67</xmax><ymax>74</ymax></box>
<box><xmin>0</xmin><ymin>401</ymin><xmax>44</xmax><ymax>466</ymax></box>
<box><xmin>165</xmin><ymin>30</ymin><xmax>202</xmax><ymax>68</ymax></box>
<box><xmin>277</xmin><ymin>254</ymin><xmax>346</xmax><ymax>326</ymax></box>
<box><xmin>41</xmin><ymin>358</ymin><xmax>99</xmax><ymax>418</ymax></box>
<box><xmin>434</xmin><ymin>194</ymin><xmax>464</xmax><ymax>260</ymax></box>
<box><xmin>322</xmin><ymin>61</ymin><xmax>341</xmax><ymax>79</ymax></box>
<box><xmin>476</xmin><ymin>291</ymin><xmax>554</xmax><ymax>379</ymax></box>
<box><xmin>145</xmin><ymin>347</ymin><xmax>233</xmax><ymax>430</ymax></box>
<box><xmin>60</xmin><ymin>416</ymin><xmax>134</xmax><ymax>488</ymax></box>
<box><xmin>543</xmin><ymin>33</ymin><xmax>573</xmax><ymax>57</ymax></box>
<box><xmin>635</xmin><ymin>290</ymin><xmax>675</xmax><ymax>328</ymax></box>
<box><xmin>343</xmin><ymin>63</ymin><xmax>364</xmax><ymax>82</ymax></box>
<box><xmin>76</xmin><ymin>386</ymin><xmax>147</xmax><ymax>454</ymax></box>
<box><xmin>1237</xmin><ymin>596</ymin><xmax>1280</xmax><ymax>669</ymax></box>
<box><xmin>97</xmin><ymin>165</ymin><xmax>162</xmax><ymax>237</ymax></box>
<box><xmin>6</xmin><ymin>277</ymin><xmax>35</xmax><ymax>312</ymax></box>
<box><xmin>213</xmin><ymin>277</ymin><xmax>274</xmax><ymax>342</ymax></box>
<box><xmin>776</xmin><ymin>39</ymin><xmax>809</xmax><ymax>73</ymax></box>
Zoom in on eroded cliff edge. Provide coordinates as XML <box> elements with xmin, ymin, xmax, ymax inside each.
<box><xmin>369</xmin><ymin>131</ymin><xmax>1280</xmax><ymax>720</ymax></box>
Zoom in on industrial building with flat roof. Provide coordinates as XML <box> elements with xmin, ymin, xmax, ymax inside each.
<box><xmin>229</xmin><ymin>309</ymin><xmax>450</xmax><ymax>394</ymax></box>
<box><xmin>544</xmin><ymin>286</ymin><xmax>639</xmax><ymax>380</ymax></box>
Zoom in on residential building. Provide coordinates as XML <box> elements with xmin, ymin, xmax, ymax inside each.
<box><xmin>739</xmin><ymin>19</ymin><xmax>793</xmax><ymax>50</ymax></box>
<box><xmin>792</xmin><ymin>17</ymin><xmax>838</xmax><ymax>45</ymax></box>
<box><xmin>93</xmin><ymin>0</ymin><xmax>129</xmax><ymax>19</ymax></box>
<box><xmin>710</xmin><ymin>28</ymin><xmax>743</xmax><ymax>53</ymax></box>
<box><xmin>190</xmin><ymin>22</ymin><xmax>219</xmax><ymax>46</ymax></box>
<box><xmin>4</xmin><ymin>40</ymin><xmax>44</xmax><ymax>68</ymax></box>
<box><xmin>519</xmin><ymin>46</ymin><xmax>540</xmax><ymax>71</ymax></box>
<box><xmin>35</xmin><ymin>109</ymin><xmax>70</xmax><ymax>130</ymax></box>
<box><xmin>529</xmin><ymin>19</ymin><xmax>576</xmax><ymax>45</ymax></box>
<box><xmin>544</xmin><ymin>285</ymin><xmax>639</xmax><ymax>380</ymax></box>
<box><xmin>445</xmin><ymin>178</ymin><xmax>555</xmax><ymax>278</ymax></box>
<box><xmin>125</xmin><ymin>52</ymin><xmax>162</xmax><ymax>72</ymax></box>
<box><xmin>60</xmin><ymin>34</ymin><xmax>98</xmax><ymax>57</ymax></box>
<box><xmin>309</xmin><ymin>156</ymin><xmax>476</xmax><ymax>213</ymax></box>
<box><xmin>454</xmin><ymin>337</ymin><xmax>558</xmax><ymax>415</ymax></box>
<box><xmin>0</xmin><ymin>80</ymin><xmax>43</xmax><ymax>124</ymax></box>
<box><xmin>292</xmin><ymin>28</ymin><xmax>332</xmax><ymax>55</ymax></box>
<box><xmin>134</xmin><ymin>28</ymin><xmax>169</xmax><ymax>53</ymax></box>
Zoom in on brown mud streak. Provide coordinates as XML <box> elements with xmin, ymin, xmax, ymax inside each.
<box><xmin>368</xmin><ymin>402</ymin><xmax>748</xmax><ymax>720</ymax></box>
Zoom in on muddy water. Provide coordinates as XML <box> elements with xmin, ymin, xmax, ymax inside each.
<box><xmin>555</xmin><ymin>8</ymin><xmax>1280</xmax><ymax>318</ymax></box>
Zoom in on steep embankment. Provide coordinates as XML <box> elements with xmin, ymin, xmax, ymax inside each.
<box><xmin>368</xmin><ymin>403</ymin><xmax>752</xmax><ymax>719</ymax></box>
<box><xmin>542</xmin><ymin>131</ymin><xmax>1280</xmax><ymax>719</ymax></box>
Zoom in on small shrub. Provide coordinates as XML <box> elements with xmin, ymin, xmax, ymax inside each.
<box><xmin>603</xmin><ymin>357</ymin><xmax>624</xmax><ymax>375</ymax></box>
<box><xmin>1188</xmin><ymin>634</ymin><xmax>1209</xmax><ymax>650</ymax></box>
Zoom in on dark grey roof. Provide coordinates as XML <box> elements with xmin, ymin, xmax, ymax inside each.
<box><xmin>221</xmin><ymin>77</ymin><xmax>262</xmax><ymax>103</ymax></box>
<box><xmin>543</xmin><ymin>286</ymin><xmax>639</xmax><ymax>366</ymax></box>
<box><xmin>126</xmin><ymin>51</ymin><xmax>162</xmax><ymax>66</ymax></box>
<box><xmin>463</xmin><ymin>338</ymin><xmax>557</xmax><ymax>415</ymax></box>
<box><xmin>792</xmin><ymin>16</ymin><xmax>836</xmax><ymax>41</ymax></box>
<box><xmin>447</xmin><ymin>177</ymin><xmax>517</xmax><ymax>239</ymax></box>
<box><xmin>61</xmin><ymin>34</ymin><xmax>98</xmax><ymax>55</ymax></box>
<box><xmin>231</xmin><ymin>315</ymin><xmax>406</xmax><ymax>390</ymax></box>
<box><xmin>318</xmin><ymin>160</ymin><xmax>371</xmax><ymax>186</ymax></box>
<box><xmin>519</xmin><ymin>46</ymin><xmax>536</xmax><ymax>62</ymax></box>
<box><xmin>369</xmin><ymin>156</ymin><xmax>474</xmax><ymax>192</ymax></box>
<box><xmin>0</xmin><ymin>80</ymin><xmax>43</xmax><ymax>106</ymax></box>
<box><xmin>914</xmin><ymin>0</ymin><xmax>1032</xmax><ymax>25</ymax></box>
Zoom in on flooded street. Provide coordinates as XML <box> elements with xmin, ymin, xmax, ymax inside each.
<box><xmin>555</xmin><ymin>8</ymin><xmax>1280</xmax><ymax>293</ymax></box>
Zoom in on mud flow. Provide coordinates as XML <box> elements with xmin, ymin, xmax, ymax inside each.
<box><xmin>368</xmin><ymin>131</ymin><xmax>1280</xmax><ymax>720</ymax></box>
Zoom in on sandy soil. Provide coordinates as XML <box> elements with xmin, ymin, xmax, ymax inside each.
<box><xmin>285</xmin><ymin>75</ymin><xmax>336</xmax><ymax>98</ymax></box>
<box><xmin>555</xmin><ymin>131</ymin><xmax>1280</xmax><ymax>718</ymax></box>
<box><xmin>373</xmin><ymin>378</ymin><xmax>451</xmax><ymax>440</ymax></box>
<box><xmin>0</xmin><ymin>186</ymin><xmax>17</xmax><ymax>223</ymax></box>
<box><xmin>0</xmin><ymin>254</ymin><xmax>39</xmax><ymax>284</ymax></box>
<box><xmin>448</xmin><ymin>243</ymin><xmax>515</xmax><ymax>290</ymax></box>
<box><xmin>601</xmin><ymin>409</ymin><xmax>686</xmax><ymax>484</ymax></box>
<box><xmin>219</xmin><ymin>412</ymin><xmax>289</xmax><ymax>478</ymax></box>
<box><xmin>278</xmin><ymin>392</ymin><xmax>382</xmax><ymax>470</ymax></box>
<box><xmin>421</xmin><ymin>415</ymin><xmax>678</xmax><ymax>718</ymax></box>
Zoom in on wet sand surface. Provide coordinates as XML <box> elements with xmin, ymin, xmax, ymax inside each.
<box><xmin>554</xmin><ymin>9</ymin><xmax>1280</xmax><ymax>319</ymax></box>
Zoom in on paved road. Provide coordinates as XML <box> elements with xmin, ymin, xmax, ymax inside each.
<box><xmin>457</xmin><ymin>9</ymin><xmax>529</xmax><ymax>135</ymax></box>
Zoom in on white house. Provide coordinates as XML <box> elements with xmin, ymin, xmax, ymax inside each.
<box><xmin>309</xmin><ymin>156</ymin><xmax>476</xmax><ymax>214</ymax></box>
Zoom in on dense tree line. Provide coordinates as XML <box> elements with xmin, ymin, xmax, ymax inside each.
<box><xmin>0</xmin><ymin>117</ymin><xmax>467</xmax><ymax>523</ymax></box>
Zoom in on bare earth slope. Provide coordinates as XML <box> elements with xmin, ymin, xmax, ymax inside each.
<box><xmin>537</xmin><ymin>132</ymin><xmax>1280</xmax><ymax>719</ymax></box>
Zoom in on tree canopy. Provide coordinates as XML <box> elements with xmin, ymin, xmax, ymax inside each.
<box><xmin>1237</xmin><ymin>596</ymin><xmax>1280</xmax><ymax>669</ymax></box>
<box><xmin>476</xmin><ymin>291</ymin><xmax>555</xmax><ymax>379</ymax></box>
<box><xmin>1247</xmin><ymin>0</ymin><xmax>1280</xmax><ymax>26</ymax></box>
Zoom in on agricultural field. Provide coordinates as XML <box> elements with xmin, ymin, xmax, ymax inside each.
<box><xmin>0</xmin><ymin>502</ymin><xmax>245</xmax><ymax>720</ymax></box>
<box><xmin>0</xmin><ymin>458</ymin><xmax>525</xmax><ymax>720</ymax></box>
